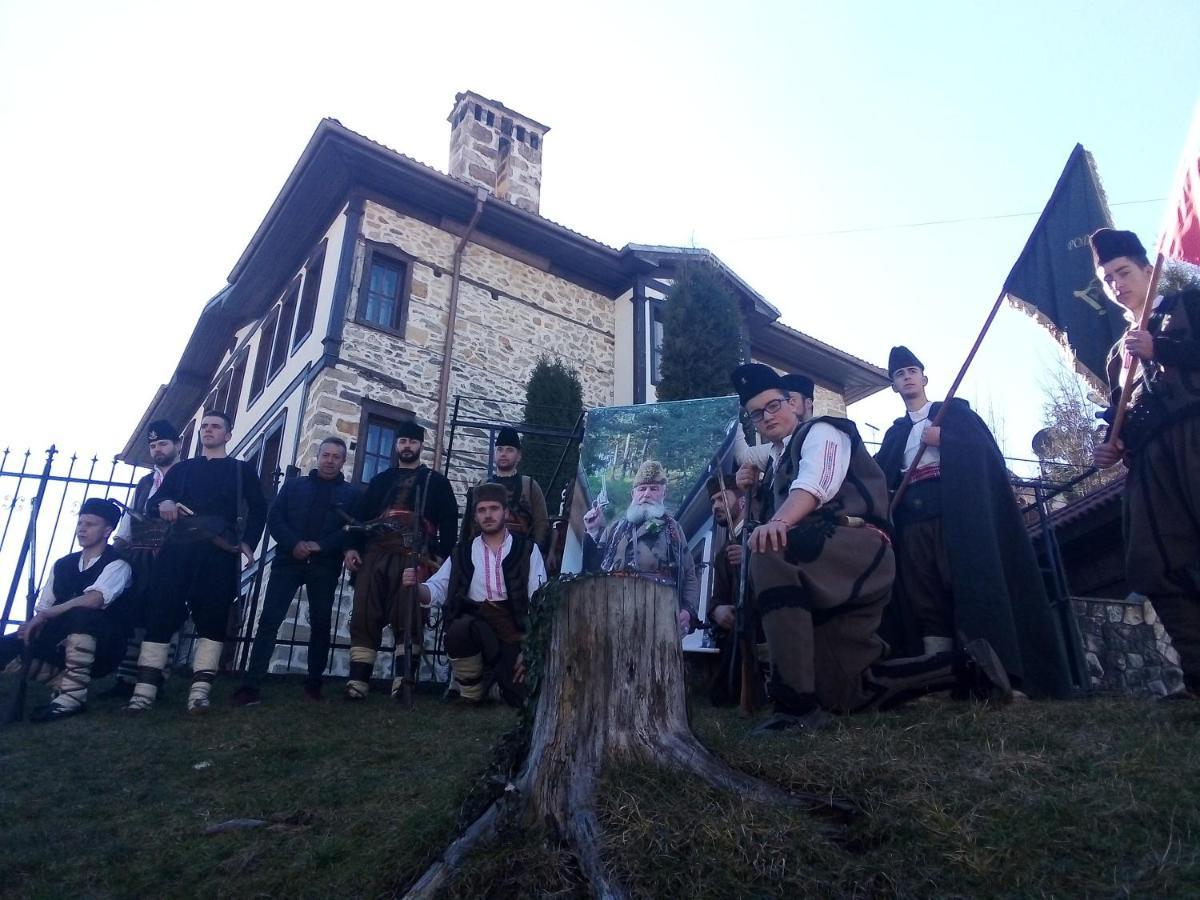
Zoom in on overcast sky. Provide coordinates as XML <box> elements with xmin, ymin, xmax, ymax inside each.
<box><xmin>2</xmin><ymin>0</ymin><xmax>1198</xmax><ymax>472</ymax></box>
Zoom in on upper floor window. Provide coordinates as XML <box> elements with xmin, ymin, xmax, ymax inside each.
<box><xmin>269</xmin><ymin>278</ymin><xmax>300</xmax><ymax>378</ymax></box>
<box><xmin>293</xmin><ymin>241</ymin><xmax>327</xmax><ymax>349</ymax></box>
<box><xmin>248</xmin><ymin>307</ymin><xmax>279</xmax><ymax>402</ymax></box>
<box><xmin>356</xmin><ymin>242</ymin><xmax>412</xmax><ymax>336</ymax></box>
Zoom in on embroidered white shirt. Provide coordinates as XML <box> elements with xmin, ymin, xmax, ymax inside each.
<box><xmin>424</xmin><ymin>532</ymin><xmax>547</xmax><ymax>609</ymax></box>
<box><xmin>787</xmin><ymin>423</ymin><xmax>851</xmax><ymax>505</ymax></box>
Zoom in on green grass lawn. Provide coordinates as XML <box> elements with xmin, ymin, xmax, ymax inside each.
<box><xmin>2</xmin><ymin>676</ymin><xmax>1199</xmax><ymax>899</ymax></box>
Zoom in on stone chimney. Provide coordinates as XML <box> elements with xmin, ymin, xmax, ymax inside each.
<box><xmin>448</xmin><ymin>91</ymin><xmax>549</xmax><ymax>214</ymax></box>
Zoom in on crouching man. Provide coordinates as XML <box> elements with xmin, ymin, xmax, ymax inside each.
<box><xmin>404</xmin><ymin>483</ymin><xmax>547</xmax><ymax>706</ymax></box>
<box><xmin>0</xmin><ymin>498</ymin><xmax>132</xmax><ymax>722</ymax></box>
<box><xmin>732</xmin><ymin>363</ymin><xmax>1011</xmax><ymax>734</ymax></box>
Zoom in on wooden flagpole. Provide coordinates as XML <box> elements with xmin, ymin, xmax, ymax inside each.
<box><xmin>889</xmin><ymin>288</ymin><xmax>1008</xmax><ymax>515</ymax></box>
<box><xmin>1104</xmin><ymin>252</ymin><xmax>1165</xmax><ymax>446</ymax></box>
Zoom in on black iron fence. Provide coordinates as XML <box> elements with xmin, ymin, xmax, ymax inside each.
<box><xmin>0</xmin><ymin>424</ymin><xmax>1105</xmax><ymax>690</ymax></box>
<box><xmin>0</xmin><ymin>446</ymin><xmax>146</xmax><ymax>633</ymax></box>
<box><xmin>0</xmin><ymin>445</ymin><xmax>450</xmax><ymax>684</ymax></box>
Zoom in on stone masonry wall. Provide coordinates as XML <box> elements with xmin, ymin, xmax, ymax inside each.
<box><xmin>298</xmin><ymin>201</ymin><xmax>615</xmax><ymax>504</ymax></box>
<box><xmin>813</xmin><ymin>384</ymin><xmax>846</xmax><ymax>418</ymax></box>
<box><xmin>1074</xmin><ymin>595</ymin><xmax>1184</xmax><ymax>697</ymax></box>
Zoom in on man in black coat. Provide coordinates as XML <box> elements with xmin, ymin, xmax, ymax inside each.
<box><xmin>233</xmin><ymin>437</ymin><xmax>360</xmax><ymax>705</ymax></box>
<box><xmin>1091</xmin><ymin>228</ymin><xmax>1200</xmax><ymax>699</ymax></box>
<box><xmin>125</xmin><ymin>410</ymin><xmax>268</xmax><ymax>714</ymax></box>
<box><xmin>106</xmin><ymin>418</ymin><xmax>181</xmax><ymax>699</ymax></box>
<box><xmin>875</xmin><ymin>346</ymin><xmax>1071</xmax><ymax>699</ymax></box>
<box><xmin>343</xmin><ymin>420</ymin><xmax>458</xmax><ymax>700</ymax></box>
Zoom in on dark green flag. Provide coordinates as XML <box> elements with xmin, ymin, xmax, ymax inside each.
<box><xmin>1004</xmin><ymin>144</ymin><xmax>1126</xmax><ymax>382</ymax></box>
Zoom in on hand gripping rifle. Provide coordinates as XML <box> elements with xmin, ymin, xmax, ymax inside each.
<box><xmin>401</xmin><ymin>480</ymin><xmax>431</xmax><ymax>708</ymax></box>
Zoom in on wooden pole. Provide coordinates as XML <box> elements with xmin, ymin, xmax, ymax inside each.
<box><xmin>889</xmin><ymin>289</ymin><xmax>1007</xmax><ymax>515</ymax></box>
<box><xmin>1105</xmin><ymin>252</ymin><xmax>1165</xmax><ymax>446</ymax></box>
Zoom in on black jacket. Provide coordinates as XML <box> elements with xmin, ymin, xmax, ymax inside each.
<box><xmin>875</xmin><ymin>399</ymin><xmax>1072</xmax><ymax>698</ymax></box>
<box><xmin>268</xmin><ymin>470</ymin><xmax>360</xmax><ymax>565</ymax></box>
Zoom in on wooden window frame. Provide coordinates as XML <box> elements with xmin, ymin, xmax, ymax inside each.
<box><xmin>292</xmin><ymin>239</ymin><xmax>327</xmax><ymax>352</ymax></box>
<box><xmin>353</xmin><ymin>241</ymin><xmax>414</xmax><ymax>339</ymax></box>
<box><xmin>242</xmin><ymin>409</ymin><xmax>288</xmax><ymax>506</ymax></box>
<box><xmin>268</xmin><ymin>276</ymin><xmax>301</xmax><ymax>382</ymax></box>
<box><xmin>248</xmin><ymin>306</ymin><xmax>280</xmax><ymax>404</ymax></box>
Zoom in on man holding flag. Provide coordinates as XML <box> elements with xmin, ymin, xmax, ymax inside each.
<box><xmin>1092</xmin><ymin>227</ymin><xmax>1200</xmax><ymax>699</ymax></box>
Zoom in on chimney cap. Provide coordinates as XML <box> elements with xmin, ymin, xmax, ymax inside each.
<box><xmin>448</xmin><ymin>90</ymin><xmax>551</xmax><ymax>133</ymax></box>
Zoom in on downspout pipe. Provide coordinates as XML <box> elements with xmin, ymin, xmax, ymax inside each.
<box><xmin>433</xmin><ymin>188</ymin><xmax>488</xmax><ymax>466</ymax></box>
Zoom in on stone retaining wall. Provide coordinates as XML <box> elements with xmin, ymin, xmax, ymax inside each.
<box><xmin>1073</xmin><ymin>596</ymin><xmax>1184</xmax><ymax>697</ymax></box>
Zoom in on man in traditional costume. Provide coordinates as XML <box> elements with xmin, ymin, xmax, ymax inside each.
<box><xmin>106</xmin><ymin>418</ymin><xmax>181</xmax><ymax>699</ymax></box>
<box><xmin>460</xmin><ymin>427</ymin><xmax>549</xmax><ymax>553</ymax></box>
<box><xmin>874</xmin><ymin>346</ymin><xmax>1072</xmax><ymax>699</ymax></box>
<box><xmin>405</xmin><ymin>482</ymin><xmax>546</xmax><ymax>706</ymax></box>
<box><xmin>582</xmin><ymin>460</ymin><xmax>698</xmax><ymax>637</ymax></box>
<box><xmin>704</xmin><ymin>471</ymin><xmax>764</xmax><ymax>706</ymax></box>
<box><xmin>343</xmin><ymin>420</ymin><xmax>458</xmax><ymax>700</ymax></box>
<box><xmin>1092</xmin><ymin>228</ymin><xmax>1200</xmax><ymax>699</ymax></box>
<box><xmin>125</xmin><ymin>410</ymin><xmax>267</xmax><ymax>714</ymax></box>
<box><xmin>0</xmin><ymin>499</ymin><xmax>132</xmax><ymax>722</ymax></box>
<box><xmin>233</xmin><ymin>437</ymin><xmax>360</xmax><ymax>705</ymax></box>
<box><xmin>732</xmin><ymin>363</ymin><xmax>1012</xmax><ymax>733</ymax></box>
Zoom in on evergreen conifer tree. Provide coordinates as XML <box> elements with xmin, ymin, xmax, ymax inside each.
<box><xmin>655</xmin><ymin>263</ymin><xmax>745</xmax><ymax>401</ymax></box>
<box><xmin>522</xmin><ymin>355</ymin><xmax>584</xmax><ymax>513</ymax></box>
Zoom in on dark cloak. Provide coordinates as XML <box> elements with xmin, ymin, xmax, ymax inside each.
<box><xmin>875</xmin><ymin>399</ymin><xmax>1072</xmax><ymax>698</ymax></box>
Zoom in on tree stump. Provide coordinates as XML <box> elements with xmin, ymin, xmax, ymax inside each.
<box><xmin>405</xmin><ymin>575</ymin><xmax>848</xmax><ymax>899</ymax></box>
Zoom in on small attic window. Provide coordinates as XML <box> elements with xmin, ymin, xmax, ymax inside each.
<box><xmin>530</xmin><ymin>133</ymin><xmax>540</xmax><ymax>150</ymax></box>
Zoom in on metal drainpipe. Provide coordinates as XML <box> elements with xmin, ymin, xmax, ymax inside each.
<box><xmin>433</xmin><ymin>188</ymin><xmax>488</xmax><ymax>467</ymax></box>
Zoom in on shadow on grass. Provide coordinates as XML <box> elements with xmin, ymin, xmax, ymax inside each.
<box><xmin>4</xmin><ymin>679</ymin><xmax>1200</xmax><ymax>899</ymax></box>
<box><xmin>0</xmin><ymin>675</ymin><xmax>516</xmax><ymax>899</ymax></box>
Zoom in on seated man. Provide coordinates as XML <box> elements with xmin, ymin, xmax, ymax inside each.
<box><xmin>404</xmin><ymin>483</ymin><xmax>547</xmax><ymax>706</ymax></box>
<box><xmin>0</xmin><ymin>498</ymin><xmax>132</xmax><ymax>722</ymax></box>
<box><xmin>732</xmin><ymin>363</ymin><xmax>1011</xmax><ymax>733</ymax></box>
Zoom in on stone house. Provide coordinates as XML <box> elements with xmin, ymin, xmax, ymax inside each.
<box><xmin>119</xmin><ymin>91</ymin><xmax>889</xmax><ymax>675</ymax></box>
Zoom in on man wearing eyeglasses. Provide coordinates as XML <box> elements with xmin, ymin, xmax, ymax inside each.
<box><xmin>731</xmin><ymin>363</ymin><xmax>1013</xmax><ymax>733</ymax></box>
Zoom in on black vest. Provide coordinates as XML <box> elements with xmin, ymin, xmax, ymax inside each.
<box><xmin>129</xmin><ymin>472</ymin><xmax>170</xmax><ymax>549</ymax></box>
<box><xmin>444</xmin><ymin>532</ymin><xmax>534</xmax><ymax>623</ymax></box>
<box><xmin>50</xmin><ymin>546</ymin><xmax>123</xmax><ymax>607</ymax></box>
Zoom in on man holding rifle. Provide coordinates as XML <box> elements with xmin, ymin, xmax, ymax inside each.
<box><xmin>342</xmin><ymin>420</ymin><xmax>457</xmax><ymax>702</ymax></box>
<box><xmin>125</xmin><ymin>410</ymin><xmax>267</xmax><ymax>714</ymax></box>
<box><xmin>704</xmin><ymin>471</ymin><xmax>763</xmax><ymax>708</ymax></box>
<box><xmin>1092</xmin><ymin>227</ymin><xmax>1200</xmax><ymax>699</ymax></box>
<box><xmin>404</xmin><ymin>482</ymin><xmax>546</xmax><ymax>707</ymax></box>
<box><xmin>732</xmin><ymin>363</ymin><xmax>1013</xmax><ymax>733</ymax></box>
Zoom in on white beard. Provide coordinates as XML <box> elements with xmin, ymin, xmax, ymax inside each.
<box><xmin>625</xmin><ymin>500</ymin><xmax>666</xmax><ymax>525</ymax></box>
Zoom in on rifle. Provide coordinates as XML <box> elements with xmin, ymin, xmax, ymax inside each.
<box><xmin>5</xmin><ymin>501</ymin><xmax>40</xmax><ymax>726</ymax></box>
<box><xmin>720</xmin><ymin>464</ymin><xmax>762</xmax><ymax>715</ymax></box>
<box><xmin>400</xmin><ymin>480</ymin><xmax>430</xmax><ymax>709</ymax></box>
